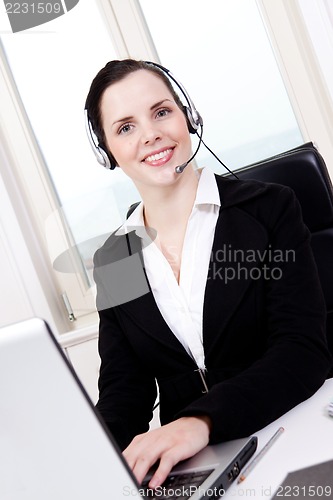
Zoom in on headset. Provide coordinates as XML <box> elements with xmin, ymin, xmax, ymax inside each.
<box><xmin>84</xmin><ymin>61</ymin><xmax>203</xmax><ymax>171</ymax></box>
<box><xmin>147</xmin><ymin>62</ymin><xmax>203</xmax><ymax>135</ymax></box>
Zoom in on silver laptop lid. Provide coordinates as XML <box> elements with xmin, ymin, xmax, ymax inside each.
<box><xmin>0</xmin><ymin>318</ymin><xmax>139</xmax><ymax>500</ymax></box>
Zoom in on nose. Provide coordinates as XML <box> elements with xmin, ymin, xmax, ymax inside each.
<box><xmin>140</xmin><ymin>121</ymin><xmax>161</xmax><ymax>145</ymax></box>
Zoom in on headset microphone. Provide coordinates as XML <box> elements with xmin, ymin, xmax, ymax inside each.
<box><xmin>175</xmin><ymin>159</ymin><xmax>194</xmax><ymax>174</ymax></box>
<box><xmin>175</xmin><ymin>124</ymin><xmax>204</xmax><ymax>174</ymax></box>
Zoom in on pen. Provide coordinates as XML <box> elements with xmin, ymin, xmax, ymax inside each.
<box><xmin>237</xmin><ymin>426</ymin><xmax>284</xmax><ymax>483</ymax></box>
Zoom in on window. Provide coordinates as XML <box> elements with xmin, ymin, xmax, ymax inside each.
<box><xmin>139</xmin><ymin>0</ymin><xmax>303</xmax><ymax>171</ymax></box>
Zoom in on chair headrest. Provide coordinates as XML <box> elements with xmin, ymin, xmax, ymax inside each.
<box><xmin>231</xmin><ymin>144</ymin><xmax>333</xmax><ymax>232</ymax></box>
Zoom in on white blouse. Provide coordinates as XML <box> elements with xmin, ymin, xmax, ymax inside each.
<box><xmin>117</xmin><ymin>167</ymin><xmax>221</xmax><ymax>370</ymax></box>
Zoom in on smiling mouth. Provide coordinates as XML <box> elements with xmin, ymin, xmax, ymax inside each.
<box><xmin>143</xmin><ymin>148</ymin><xmax>173</xmax><ymax>163</ymax></box>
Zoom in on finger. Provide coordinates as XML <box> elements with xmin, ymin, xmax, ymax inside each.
<box><xmin>123</xmin><ymin>434</ymin><xmax>144</xmax><ymax>469</ymax></box>
<box><xmin>149</xmin><ymin>451</ymin><xmax>179</xmax><ymax>489</ymax></box>
<box><xmin>148</xmin><ymin>431</ymin><xmax>209</xmax><ymax>489</ymax></box>
<box><xmin>149</xmin><ymin>443</ymin><xmax>193</xmax><ymax>488</ymax></box>
<box><xmin>124</xmin><ymin>439</ymin><xmax>164</xmax><ymax>484</ymax></box>
<box><xmin>132</xmin><ymin>453</ymin><xmax>157</xmax><ymax>485</ymax></box>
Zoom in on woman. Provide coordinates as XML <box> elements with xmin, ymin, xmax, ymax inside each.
<box><xmin>85</xmin><ymin>59</ymin><xmax>331</xmax><ymax>488</ymax></box>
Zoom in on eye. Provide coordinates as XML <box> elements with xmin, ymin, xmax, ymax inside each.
<box><xmin>156</xmin><ymin>108</ymin><xmax>171</xmax><ymax>118</ymax></box>
<box><xmin>118</xmin><ymin>123</ymin><xmax>133</xmax><ymax>135</ymax></box>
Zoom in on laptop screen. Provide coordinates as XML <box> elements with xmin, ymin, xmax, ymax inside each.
<box><xmin>0</xmin><ymin>318</ymin><xmax>139</xmax><ymax>499</ymax></box>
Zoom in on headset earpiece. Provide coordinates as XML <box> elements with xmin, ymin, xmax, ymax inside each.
<box><xmin>184</xmin><ymin>106</ymin><xmax>202</xmax><ymax>134</ymax></box>
<box><xmin>84</xmin><ymin>109</ymin><xmax>117</xmax><ymax>170</ymax></box>
<box><xmin>98</xmin><ymin>145</ymin><xmax>117</xmax><ymax>170</ymax></box>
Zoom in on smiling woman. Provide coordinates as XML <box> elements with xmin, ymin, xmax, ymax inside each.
<box><xmin>84</xmin><ymin>57</ymin><xmax>332</xmax><ymax>490</ymax></box>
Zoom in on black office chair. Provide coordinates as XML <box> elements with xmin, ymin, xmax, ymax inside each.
<box><xmin>224</xmin><ymin>142</ymin><xmax>333</xmax><ymax>367</ymax></box>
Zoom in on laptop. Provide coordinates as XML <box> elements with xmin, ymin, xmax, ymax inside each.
<box><xmin>0</xmin><ymin>318</ymin><xmax>257</xmax><ymax>499</ymax></box>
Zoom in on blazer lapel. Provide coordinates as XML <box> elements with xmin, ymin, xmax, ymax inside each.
<box><xmin>203</xmin><ymin>198</ymin><xmax>269</xmax><ymax>358</ymax></box>
<box><xmin>117</xmin><ymin>231</ymin><xmax>196</xmax><ymax>360</ymax></box>
<box><xmin>119</xmin><ymin>291</ymin><xmax>195</xmax><ymax>357</ymax></box>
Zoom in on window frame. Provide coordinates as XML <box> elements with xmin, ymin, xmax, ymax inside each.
<box><xmin>0</xmin><ymin>43</ymin><xmax>100</xmax><ymax>331</ymax></box>
<box><xmin>257</xmin><ymin>0</ymin><xmax>333</xmax><ymax>175</ymax></box>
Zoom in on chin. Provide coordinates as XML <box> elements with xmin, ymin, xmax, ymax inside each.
<box><xmin>148</xmin><ymin>165</ymin><xmax>179</xmax><ymax>184</ymax></box>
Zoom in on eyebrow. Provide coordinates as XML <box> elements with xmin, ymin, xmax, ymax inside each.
<box><xmin>112</xmin><ymin>99</ymin><xmax>173</xmax><ymax>127</ymax></box>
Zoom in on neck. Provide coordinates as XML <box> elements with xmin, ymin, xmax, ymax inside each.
<box><xmin>139</xmin><ymin>166</ymin><xmax>199</xmax><ymax>231</ymax></box>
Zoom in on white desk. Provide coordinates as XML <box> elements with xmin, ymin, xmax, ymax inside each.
<box><xmin>225</xmin><ymin>378</ymin><xmax>333</xmax><ymax>498</ymax></box>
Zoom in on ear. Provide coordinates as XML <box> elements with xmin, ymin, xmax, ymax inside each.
<box><xmin>185</xmin><ymin>107</ymin><xmax>198</xmax><ymax>134</ymax></box>
<box><xmin>99</xmin><ymin>143</ymin><xmax>118</xmax><ymax>170</ymax></box>
<box><xmin>183</xmin><ymin>105</ymin><xmax>202</xmax><ymax>134</ymax></box>
<box><xmin>84</xmin><ymin>109</ymin><xmax>118</xmax><ymax>170</ymax></box>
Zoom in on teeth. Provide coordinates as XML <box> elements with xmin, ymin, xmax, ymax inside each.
<box><xmin>145</xmin><ymin>149</ymin><xmax>171</xmax><ymax>162</ymax></box>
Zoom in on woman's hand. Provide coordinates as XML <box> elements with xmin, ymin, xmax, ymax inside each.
<box><xmin>123</xmin><ymin>415</ymin><xmax>212</xmax><ymax>488</ymax></box>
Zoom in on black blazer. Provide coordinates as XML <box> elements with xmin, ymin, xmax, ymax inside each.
<box><xmin>94</xmin><ymin>175</ymin><xmax>332</xmax><ymax>450</ymax></box>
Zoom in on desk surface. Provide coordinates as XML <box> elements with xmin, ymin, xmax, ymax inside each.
<box><xmin>225</xmin><ymin>378</ymin><xmax>333</xmax><ymax>499</ymax></box>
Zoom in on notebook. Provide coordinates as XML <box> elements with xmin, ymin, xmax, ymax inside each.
<box><xmin>0</xmin><ymin>318</ymin><xmax>257</xmax><ymax>499</ymax></box>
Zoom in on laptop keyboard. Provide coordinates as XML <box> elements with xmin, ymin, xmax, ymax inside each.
<box><xmin>142</xmin><ymin>469</ymin><xmax>214</xmax><ymax>499</ymax></box>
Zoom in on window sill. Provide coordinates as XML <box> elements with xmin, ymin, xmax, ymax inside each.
<box><xmin>58</xmin><ymin>322</ymin><xmax>99</xmax><ymax>349</ymax></box>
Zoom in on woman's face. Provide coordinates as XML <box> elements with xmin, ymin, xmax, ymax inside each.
<box><xmin>100</xmin><ymin>70</ymin><xmax>193</xmax><ymax>190</ymax></box>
